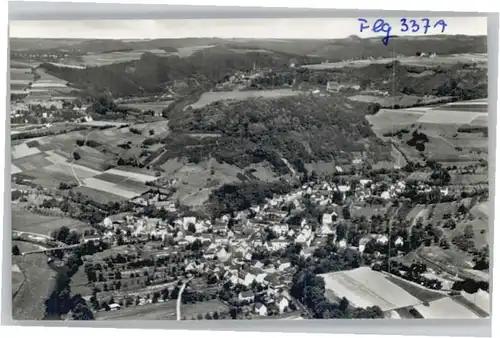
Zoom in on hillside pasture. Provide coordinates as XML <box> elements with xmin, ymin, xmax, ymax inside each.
<box><xmin>82</xmin><ymin>177</ymin><xmax>144</xmax><ymax>199</ymax></box>
<box><xmin>366</xmin><ymin>109</ymin><xmax>424</xmax><ymax>135</ymax></box>
<box><xmin>12</xmin><ymin>210</ymin><xmax>89</xmax><ymax>234</ymax></box>
<box><xmin>81</xmin><ymin>49</ymin><xmax>170</xmax><ymax>67</ymax></box>
<box><xmin>12</xmin><ymin>241</ymin><xmax>57</xmax><ymax>320</ymax></box>
<box><xmin>189</xmin><ymin>89</ymin><xmax>303</xmax><ymax>110</ymax></box>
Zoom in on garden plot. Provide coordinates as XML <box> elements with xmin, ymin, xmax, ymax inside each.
<box><xmin>320</xmin><ymin>267</ymin><xmax>421</xmax><ymax>312</ymax></box>
<box><xmin>413</xmin><ymin>297</ymin><xmax>480</xmax><ymax>319</ymax></box>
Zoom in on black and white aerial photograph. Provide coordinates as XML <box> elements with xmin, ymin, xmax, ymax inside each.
<box><xmin>9</xmin><ymin>13</ymin><xmax>490</xmax><ymax>322</ymax></box>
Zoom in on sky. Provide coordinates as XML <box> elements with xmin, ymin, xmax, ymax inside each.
<box><xmin>9</xmin><ymin>17</ymin><xmax>487</xmax><ymax>39</ymax></box>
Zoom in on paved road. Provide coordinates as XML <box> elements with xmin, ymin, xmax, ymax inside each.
<box><xmin>176</xmin><ymin>277</ymin><xmax>193</xmax><ymax>321</ymax></box>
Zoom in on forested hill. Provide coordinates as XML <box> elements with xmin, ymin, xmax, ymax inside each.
<box><xmin>161</xmin><ymin>95</ymin><xmax>392</xmax><ymax>174</ymax></box>
<box><xmin>39</xmin><ymin>47</ymin><xmax>318</xmax><ymax>97</ymax></box>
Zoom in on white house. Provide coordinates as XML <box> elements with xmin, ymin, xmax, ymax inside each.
<box><xmin>255</xmin><ymin>303</ymin><xmax>268</xmax><ymax>316</ymax></box>
<box><xmin>255</xmin><ymin>272</ymin><xmax>268</xmax><ymax>284</ymax></box>
<box><xmin>217</xmin><ymin>248</ymin><xmax>231</xmax><ymax>262</ymax></box>
<box><xmin>322</xmin><ymin>212</ymin><xmax>337</xmax><ymax>225</ymax></box>
<box><xmin>238</xmin><ymin>291</ymin><xmax>255</xmax><ymax>302</ymax></box>
<box><xmin>182</xmin><ymin>217</ymin><xmax>197</xmax><ymax>229</ymax></box>
<box><xmin>278</xmin><ymin>262</ymin><xmax>292</xmax><ymax>272</ymax></box>
<box><xmin>394</xmin><ymin>236</ymin><xmax>404</xmax><ymax>247</ymax></box>
<box><xmin>337</xmin><ymin>239</ymin><xmax>347</xmax><ymax>249</ymax></box>
<box><xmin>277</xmin><ymin>296</ymin><xmax>290</xmax><ymax>313</ymax></box>
<box><xmin>109</xmin><ymin>303</ymin><xmax>121</xmax><ymax>311</ymax></box>
<box><xmin>241</xmin><ymin>272</ymin><xmax>257</xmax><ymax>286</ymax></box>
<box><xmin>380</xmin><ymin>191</ymin><xmax>391</xmax><ymax>200</ymax></box>
<box><xmin>377</xmin><ymin>235</ymin><xmax>389</xmax><ymax>245</ymax></box>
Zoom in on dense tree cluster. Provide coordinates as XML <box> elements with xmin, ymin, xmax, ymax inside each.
<box><xmin>208</xmin><ymin>180</ymin><xmax>293</xmax><ymax>217</ymax></box>
<box><xmin>163</xmin><ymin>95</ymin><xmax>392</xmax><ymax>173</ymax></box>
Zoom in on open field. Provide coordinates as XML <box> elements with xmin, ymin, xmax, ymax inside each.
<box><xmin>413</xmin><ymin>297</ymin><xmax>481</xmax><ymax>319</ymax></box>
<box><xmin>81</xmin><ymin>49</ymin><xmax>170</xmax><ymax>67</ymax></box>
<box><xmin>73</xmin><ymin>185</ymin><xmax>128</xmax><ymax>203</ymax></box>
<box><xmin>12</xmin><ymin>210</ymin><xmax>90</xmax><ymax>235</ymax></box>
<box><xmin>181</xmin><ymin>299</ymin><xmax>229</xmax><ymax>317</ymax></box>
<box><xmin>12</xmin><ymin>241</ymin><xmax>57</xmax><ymax>320</ymax></box>
<box><xmin>12</xmin><ymin>264</ymin><xmax>25</xmax><ymax>297</ymax></box>
<box><xmin>416</xmin><ymin>110</ymin><xmax>483</xmax><ymax>125</ymax></box>
<box><xmin>96</xmin><ymin>301</ymin><xmax>177</xmax><ymax>320</ymax></box>
<box><xmin>417</xmin><ymin>246</ymin><xmax>476</xmax><ymax>271</ymax></box>
<box><xmin>383</xmin><ymin>274</ymin><xmax>446</xmax><ymax>303</ymax></box>
<box><xmin>367</xmin><ymin>100</ymin><xmax>488</xmax><ymax>165</ymax></box>
<box><xmin>320</xmin><ymin>267</ymin><xmax>422</xmax><ymax>312</ymax></box>
<box><xmin>12</xmin><ymin>143</ymin><xmax>41</xmax><ymax>160</ymax></box>
<box><xmin>189</xmin><ymin>89</ymin><xmax>303</xmax><ymax>109</ymax></box>
<box><xmin>302</xmin><ymin>53</ymin><xmax>487</xmax><ymax>70</ymax></box>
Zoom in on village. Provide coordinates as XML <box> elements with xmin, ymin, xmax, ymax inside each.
<box><xmin>23</xmin><ymin>160</ymin><xmax>481</xmax><ymax>321</ymax></box>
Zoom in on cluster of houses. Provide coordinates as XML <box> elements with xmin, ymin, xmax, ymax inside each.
<box><xmin>89</xmin><ymin>165</ymin><xmax>458</xmax><ymax>317</ymax></box>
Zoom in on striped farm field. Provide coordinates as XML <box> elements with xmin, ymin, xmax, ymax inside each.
<box><xmin>469</xmin><ymin>115</ymin><xmax>489</xmax><ymax>127</ymax></box>
<box><xmin>82</xmin><ymin>177</ymin><xmax>142</xmax><ymax>199</ymax></box>
<box><xmin>93</xmin><ymin>173</ymin><xmax>151</xmax><ymax>194</ymax></box>
<box><xmin>104</xmin><ymin>168</ymin><xmax>157</xmax><ymax>182</ymax></box>
<box><xmin>12</xmin><ymin>153</ymin><xmax>53</xmax><ymax>172</ymax></box>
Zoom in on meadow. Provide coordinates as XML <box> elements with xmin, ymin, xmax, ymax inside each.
<box><xmin>189</xmin><ymin>89</ymin><xmax>303</xmax><ymax>110</ymax></box>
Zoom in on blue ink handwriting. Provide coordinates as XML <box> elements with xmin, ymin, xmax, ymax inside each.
<box><xmin>358</xmin><ymin>18</ymin><xmax>448</xmax><ymax>45</ymax></box>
